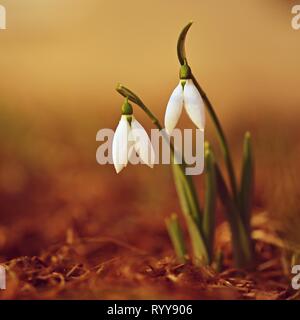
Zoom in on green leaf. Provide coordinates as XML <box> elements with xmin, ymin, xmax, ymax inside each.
<box><xmin>171</xmin><ymin>160</ymin><xmax>208</xmax><ymax>266</ymax></box>
<box><xmin>166</xmin><ymin>213</ymin><xmax>187</xmax><ymax>263</ymax></box>
<box><xmin>172</xmin><ymin>162</ymin><xmax>202</xmax><ymax>225</ymax></box>
<box><xmin>239</xmin><ymin>131</ymin><xmax>254</xmax><ymax>232</ymax></box>
<box><xmin>185</xmin><ymin>213</ymin><xmax>208</xmax><ymax>266</ymax></box>
<box><xmin>202</xmin><ymin>143</ymin><xmax>217</xmax><ymax>262</ymax></box>
<box><xmin>172</xmin><ymin>163</ymin><xmax>191</xmax><ymax>218</ymax></box>
<box><xmin>177</xmin><ymin>21</ymin><xmax>193</xmax><ymax>66</ymax></box>
<box><xmin>216</xmin><ymin>164</ymin><xmax>253</xmax><ymax>268</ymax></box>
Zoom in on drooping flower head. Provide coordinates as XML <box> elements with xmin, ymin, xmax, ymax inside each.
<box><xmin>112</xmin><ymin>98</ymin><xmax>155</xmax><ymax>173</ymax></box>
<box><xmin>164</xmin><ymin>62</ymin><xmax>205</xmax><ymax>134</ymax></box>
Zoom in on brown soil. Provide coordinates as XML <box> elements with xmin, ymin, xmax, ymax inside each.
<box><xmin>0</xmin><ymin>213</ymin><xmax>297</xmax><ymax>300</ymax></box>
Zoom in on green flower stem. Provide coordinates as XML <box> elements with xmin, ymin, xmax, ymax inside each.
<box><xmin>165</xmin><ymin>213</ymin><xmax>187</xmax><ymax>263</ymax></box>
<box><xmin>177</xmin><ymin>22</ymin><xmax>238</xmax><ymax>201</ymax></box>
<box><xmin>177</xmin><ymin>21</ymin><xmax>193</xmax><ymax>66</ymax></box>
<box><xmin>116</xmin><ymin>84</ymin><xmax>209</xmax><ymax>265</ymax></box>
<box><xmin>191</xmin><ymin>75</ymin><xmax>238</xmax><ymax>201</ymax></box>
<box><xmin>116</xmin><ymin>84</ymin><xmax>162</xmax><ymax>130</ymax></box>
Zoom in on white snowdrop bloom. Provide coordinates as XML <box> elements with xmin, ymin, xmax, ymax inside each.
<box><xmin>112</xmin><ymin>101</ymin><xmax>155</xmax><ymax>173</ymax></box>
<box><xmin>164</xmin><ymin>78</ymin><xmax>205</xmax><ymax>134</ymax></box>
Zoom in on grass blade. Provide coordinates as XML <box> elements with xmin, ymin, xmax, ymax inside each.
<box><xmin>172</xmin><ymin>161</ymin><xmax>208</xmax><ymax>265</ymax></box>
<box><xmin>202</xmin><ymin>143</ymin><xmax>217</xmax><ymax>262</ymax></box>
<box><xmin>239</xmin><ymin>131</ymin><xmax>254</xmax><ymax>231</ymax></box>
<box><xmin>216</xmin><ymin>165</ymin><xmax>253</xmax><ymax>268</ymax></box>
<box><xmin>166</xmin><ymin>213</ymin><xmax>187</xmax><ymax>263</ymax></box>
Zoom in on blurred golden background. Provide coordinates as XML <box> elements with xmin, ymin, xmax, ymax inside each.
<box><xmin>0</xmin><ymin>0</ymin><xmax>300</xmax><ymax>261</ymax></box>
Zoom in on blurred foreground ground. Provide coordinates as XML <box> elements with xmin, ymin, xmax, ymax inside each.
<box><xmin>0</xmin><ymin>107</ymin><xmax>299</xmax><ymax>299</ymax></box>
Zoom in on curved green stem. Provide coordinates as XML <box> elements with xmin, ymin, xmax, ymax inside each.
<box><xmin>116</xmin><ymin>84</ymin><xmax>162</xmax><ymax>130</ymax></box>
<box><xmin>177</xmin><ymin>22</ymin><xmax>238</xmax><ymax>201</ymax></box>
<box><xmin>177</xmin><ymin>21</ymin><xmax>193</xmax><ymax>65</ymax></box>
<box><xmin>191</xmin><ymin>74</ymin><xmax>238</xmax><ymax>201</ymax></box>
<box><xmin>176</xmin><ymin>22</ymin><xmax>254</xmax><ymax>269</ymax></box>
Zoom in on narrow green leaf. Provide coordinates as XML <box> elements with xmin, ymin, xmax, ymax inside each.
<box><xmin>216</xmin><ymin>165</ymin><xmax>253</xmax><ymax>268</ymax></box>
<box><xmin>166</xmin><ymin>213</ymin><xmax>187</xmax><ymax>263</ymax></box>
<box><xmin>177</xmin><ymin>21</ymin><xmax>193</xmax><ymax>65</ymax></box>
<box><xmin>171</xmin><ymin>160</ymin><xmax>208</xmax><ymax>266</ymax></box>
<box><xmin>239</xmin><ymin>131</ymin><xmax>254</xmax><ymax>232</ymax></box>
<box><xmin>171</xmin><ymin>156</ymin><xmax>201</xmax><ymax>226</ymax></box>
<box><xmin>185</xmin><ymin>213</ymin><xmax>208</xmax><ymax>266</ymax></box>
<box><xmin>172</xmin><ymin>163</ymin><xmax>191</xmax><ymax>218</ymax></box>
<box><xmin>202</xmin><ymin>143</ymin><xmax>217</xmax><ymax>262</ymax></box>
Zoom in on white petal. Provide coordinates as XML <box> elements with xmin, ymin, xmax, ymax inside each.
<box><xmin>183</xmin><ymin>80</ymin><xmax>205</xmax><ymax>130</ymax></box>
<box><xmin>112</xmin><ymin>115</ymin><xmax>130</xmax><ymax>173</ymax></box>
<box><xmin>131</xmin><ymin>117</ymin><xmax>155</xmax><ymax>168</ymax></box>
<box><xmin>127</xmin><ymin>130</ymin><xmax>137</xmax><ymax>162</ymax></box>
<box><xmin>164</xmin><ymin>83</ymin><xmax>184</xmax><ymax>134</ymax></box>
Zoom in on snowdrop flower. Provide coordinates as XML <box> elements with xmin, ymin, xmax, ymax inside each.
<box><xmin>112</xmin><ymin>99</ymin><xmax>155</xmax><ymax>173</ymax></box>
<box><xmin>164</xmin><ymin>63</ymin><xmax>205</xmax><ymax>134</ymax></box>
